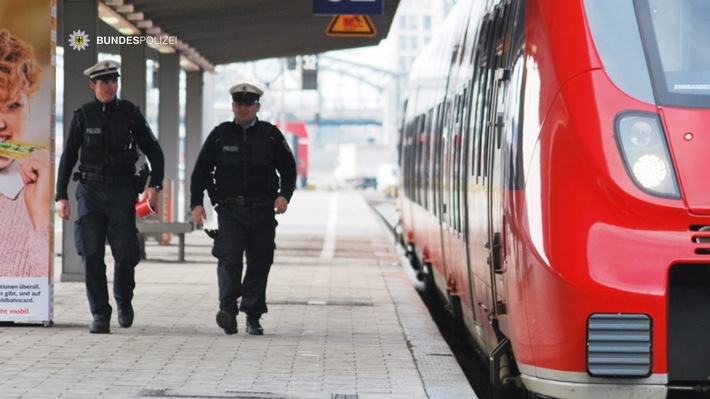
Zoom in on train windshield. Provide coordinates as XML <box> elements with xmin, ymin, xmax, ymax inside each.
<box><xmin>585</xmin><ymin>0</ymin><xmax>710</xmax><ymax>108</ymax></box>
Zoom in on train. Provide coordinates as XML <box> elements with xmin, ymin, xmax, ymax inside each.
<box><xmin>277</xmin><ymin>120</ymin><xmax>309</xmax><ymax>189</ymax></box>
<box><xmin>396</xmin><ymin>0</ymin><xmax>710</xmax><ymax>398</ymax></box>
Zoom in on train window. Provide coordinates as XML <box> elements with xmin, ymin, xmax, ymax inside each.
<box><xmin>408</xmin><ymin>118</ymin><xmax>419</xmax><ymax>201</ymax></box>
<box><xmin>586</xmin><ymin>0</ymin><xmax>710</xmax><ymax>107</ymax></box>
<box><xmin>584</xmin><ymin>0</ymin><xmax>655</xmax><ymax>104</ymax></box>
<box><xmin>473</xmin><ymin>18</ymin><xmax>494</xmax><ymax>182</ymax></box>
<box><xmin>460</xmin><ymin>85</ymin><xmax>471</xmax><ymax>232</ymax></box>
<box><xmin>405</xmin><ymin>119</ymin><xmax>411</xmax><ymax>201</ymax></box>
<box><xmin>427</xmin><ymin>107</ymin><xmax>437</xmax><ymax>212</ymax></box>
<box><xmin>455</xmin><ymin>90</ymin><xmax>467</xmax><ymax>233</ymax></box>
<box><xmin>404</xmin><ymin>119</ymin><xmax>415</xmax><ymax>201</ymax></box>
<box><xmin>635</xmin><ymin>0</ymin><xmax>710</xmax><ymax>107</ymax></box>
<box><xmin>494</xmin><ymin>3</ymin><xmax>512</xmax><ymax>70</ymax></box>
<box><xmin>412</xmin><ymin>115</ymin><xmax>420</xmax><ymax>205</ymax></box>
<box><xmin>480</xmin><ymin>17</ymin><xmax>499</xmax><ymax>181</ymax></box>
<box><xmin>411</xmin><ymin>115</ymin><xmax>417</xmax><ymax>204</ymax></box>
<box><xmin>506</xmin><ymin>1</ymin><xmax>527</xmax><ymax>192</ymax></box>
<box><xmin>423</xmin><ymin>109</ymin><xmax>433</xmax><ymax>211</ymax></box>
<box><xmin>433</xmin><ymin>102</ymin><xmax>444</xmax><ymax>218</ymax></box>
<box><xmin>471</xmin><ymin>75</ymin><xmax>484</xmax><ymax>182</ymax></box>
<box><xmin>441</xmin><ymin>92</ymin><xmax>453</xmax><ymax>227</ymax></box>
<box><xmin>417</xmin><ymin>114</ymin><xmax>426</xmax><ymax>206</ymax></box>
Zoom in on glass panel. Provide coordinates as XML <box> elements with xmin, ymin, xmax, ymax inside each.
<box><xmin>584</xmin><ymin>0</ymin><xmax>654</xmax><ymax>103</ymax></box>
<box><xmin>643</xmin><ymin>0</ymin><xmax>710</xmax><ymax>106</ymax></box>
<box><xmin>585</xmin><ymin>0</ymin><xmax>710</xmax><ymax>107</ymax></box>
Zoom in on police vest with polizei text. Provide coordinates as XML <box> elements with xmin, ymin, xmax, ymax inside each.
<box><xmin>77</xmin><ymin>100</ymin><xmax>139</xmax><ymax>171</ymax></box>
<box><xmin>213</xmin><ymin>121</ymin><xmax>277</xmax><ymax>194</ymax></box>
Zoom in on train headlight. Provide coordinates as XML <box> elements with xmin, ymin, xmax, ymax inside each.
<box><xmin>615</xmin><ymin>112</ymin><xmax>680</xmax><ymax>198</ymax></box>
<box><xmin>632</xmin><ymin>154</ymin><xmax>666</xmax><ymax>188</ymax></box>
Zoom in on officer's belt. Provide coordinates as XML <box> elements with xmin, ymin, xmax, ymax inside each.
<box><xmin>74</xmin><ymin>171</ymin><xmax>135</xmax><ymax>186</ymax></box>
<box><xmin>220</xmin><ymin>196</ymin><xmax>273</xmax><ymax>207</ymax></box>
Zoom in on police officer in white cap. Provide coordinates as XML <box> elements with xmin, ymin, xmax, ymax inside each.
<box><xmin>55</xmin><ymin>60</ymin><xmax>165</xmax><ymax>334</ymax></box>
<box><xmin>190</xmin><ymin>82</ymin><xmax>296</xmax><ymax>336</ymax></box>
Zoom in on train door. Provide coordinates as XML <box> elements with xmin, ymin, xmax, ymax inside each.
<box><xmin>466</xmin><ymin>13</ymin><xmax>496</xmax><ymax>352</ymax></box>
<box><xmin>437</xmin><ymin>93</ymin><xmax>453</xmax><ymax>297</ymax></box>
<box><xmin>486</xmin><ymin>69</ymin><xmax>509</xmax><ymax>329</ymax></box>
<box><xmin>487</xmin><ymin>0</ymin><xmax>516</xmax><ymax>333</ymax></box>
<box><xmin>488</xmin><ymin>0</ymin><xmax>523</xmax><ymax>324</ymax></box>
<box><xmin>439</xmin><ymin>4</ymin><xmax>476</xmax><ymax>321</ymax></box>
<box><xmin>441</xmin><ymin>87</ymin><xmax>469</xmax><ymax>320</ymax></box>
<box><xmin>473</xmin><ymin>1</ymin><xmax>515</xmax><ymax>354</ymax></box>
<box><xmin>397</xmin><ymin>97</ymin><xmax>417</xmax><ymax>250</ymax></box>
<box><xmin>484</xmin><ymin>2</ymin><xmax>521</xmax><ymax>392</ymax></box>
<box><xmin>435</xmin><ymin>42</ymin><xmax>460</xmax><ymax>305</ymax></box>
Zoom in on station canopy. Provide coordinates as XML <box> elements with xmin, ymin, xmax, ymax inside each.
<box><xmin>103</xmin><ymin>0</ymin><xmax>402</xmax><ymax>70</ymax></box>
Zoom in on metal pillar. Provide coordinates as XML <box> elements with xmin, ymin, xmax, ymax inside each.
<box><xmin>120</xmin><ymin>42</ymin><xmax>147</xmax><ymax>111</ymax></box>
<box><xmin>157</xmin><ymin>52</ymin><xmax>180</xmax><ymax>220</ymax></box>
<box><xmin>60</xmin><ymin>0</ymin><xmax>98</xmax><ymax>282</ymax></box>
<box><xmin>184</xmin><ymin>71</ymin><xmax>203</xmax><ymax>219</ymax></box>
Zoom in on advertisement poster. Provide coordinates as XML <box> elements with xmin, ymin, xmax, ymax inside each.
<box><xmin>0</xmin><ymin>0</ymin><xmax>55</xmax><ymax>323</ymax></box>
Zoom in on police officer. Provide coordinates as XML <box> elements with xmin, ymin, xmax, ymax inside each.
<box><xmin>55</xmin><ymin>60</ymin><xmax>165</xmax><ymax>334</ymax></box>
<box><xmin>190</xmin><ymin>82</ymin><xmax>296</xmax><ymax>336</ymax></box>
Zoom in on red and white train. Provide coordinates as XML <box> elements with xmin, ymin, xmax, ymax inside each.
<box><xmin>277</xmin><ymin>120</ymin><xmax>309</xmax><ymax>189</ymax></box>
<box><xmin>396</xmin><ymin>0</ymin><xmax>710</xmax><ymax>397</ymax></box>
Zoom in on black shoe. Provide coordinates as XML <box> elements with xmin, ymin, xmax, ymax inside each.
<box><xmin>118</xmin><ymin>305</ymin><xmax>134</xmax><ymax>328</ymax></box>
<box><xmin>246</xmin><ymin>315</ymin><xmax>264</xmax><ymax>335</ymax></box>
<box><xmin>216</xmin><ymin>310</ymin><xmax>237</xmax><ymax>335</ymax></box>
<box><xmin>89</xmin><ymin>320</ymin><xmax>110</xmax><ymax>334</ymax></box>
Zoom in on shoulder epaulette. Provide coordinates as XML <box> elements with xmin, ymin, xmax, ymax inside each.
<box><xmin>75</xmin><ymin>101</ymin><xmax>93</xmax><ymax>113</ymax></box>
<box><xmin>117</xmin><ymin>99</ymin><xmax>138</xmax><ymax>113</ymax></box>
<box><xmin>217</xmin><ymin>121</ymin><xmax>234</xmax><ymax>129</ymax></box>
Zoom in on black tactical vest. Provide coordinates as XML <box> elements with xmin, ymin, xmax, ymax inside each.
<box><xmin>78</xmin><ymin>100</ymin><xmax>139</xmax><ymax>171</ymax></box>
<box><xmin>213</xmin><ymin>121</ymin><xmax>276</xmax><ymax>197</ymax></box>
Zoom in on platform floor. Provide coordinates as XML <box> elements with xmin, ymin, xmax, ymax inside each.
<box><xmin>0</xmin><ymin>190</ymin><xmax>476</xmax><ymax>399</ymax></box>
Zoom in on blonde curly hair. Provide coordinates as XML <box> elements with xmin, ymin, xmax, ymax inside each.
<box><xmin>0</xmin><ymin>29</ymin><xmax>41</xmax><ymax>108</ymax></box>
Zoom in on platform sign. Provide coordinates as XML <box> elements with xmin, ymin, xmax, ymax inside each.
<box><xmin>301</xmin><ymin>55</ymin><xmax>318</xmax><ymax>90</ymax></box>
<box><xmin>313</xmin><ymin>0</ymin><xmax>383</xmax><ymax>16</ymax></box>
<box><xmin>326</xmin><ymin>15</ymin><xmax>377</xmax><ymax>38</ymax></box>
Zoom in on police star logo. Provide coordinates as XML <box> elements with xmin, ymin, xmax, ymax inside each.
<box><xmin>68</xmin><ymin>30</ymin><xmax>90</xmax><ymax>51</ymax></box>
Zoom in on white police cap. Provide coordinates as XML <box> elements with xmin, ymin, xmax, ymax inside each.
<box><xmin>83</xmin><ymin>60</ymin><xmax>121</xmax><ymax>80</ymax></box>
<box><xmin>229</xmin><ymin>82</ymin><xmax>263</xmax><ymax>103</ymax></box>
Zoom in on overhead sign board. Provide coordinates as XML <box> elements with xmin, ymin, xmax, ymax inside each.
<box><xmin>313</xmin><ymin>0</ymin><xmax>384</xmax><ymax>16</ymax></box>
<box><xmin>326</xmin><ymin>15</ymin><xmax>377</xmax><ymax>38</ymax></box>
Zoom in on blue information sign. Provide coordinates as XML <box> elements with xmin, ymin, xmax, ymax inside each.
<box><xmin>313</xmin><ymin>0</ymin><xmax>384</xmax><ymax>16</ymax></box>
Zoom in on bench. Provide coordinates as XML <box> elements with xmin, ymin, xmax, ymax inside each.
<box><xmin>137</xmin><ymin>221</ymin><xmax>195</xmax><ymax>262</ymax></box>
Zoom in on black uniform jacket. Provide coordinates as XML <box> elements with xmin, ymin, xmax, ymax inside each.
<box><xmin>190</xmin><ymin>118</ymin><xmax>297</xmax><ymax>209</ymax></box>
<box><xmin>55</xmin><ymin>98</ymin><xmax>164</xmax><ymax>201</ymax></box>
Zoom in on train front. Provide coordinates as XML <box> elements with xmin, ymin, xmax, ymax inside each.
<box><xmin>516</xmin><ymin>0</ymin><xmax>710</xmax><ymax>397</ymax></box>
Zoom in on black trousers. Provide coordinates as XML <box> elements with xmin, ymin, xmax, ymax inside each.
<box><xmin>74</xmin><ymin>181</ymin><xmax>140</xmax><ymax>321</ymax></box>
<box><xmin>212</xmin><ymin>204</ymin><xmax>277</xmax><ymax>317</ymax></box>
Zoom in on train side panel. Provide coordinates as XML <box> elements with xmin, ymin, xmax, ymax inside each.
<box><xmin>398</xmin><ymin>0</ymin><xmax>710</xmax><ymax>398</ymax></box>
